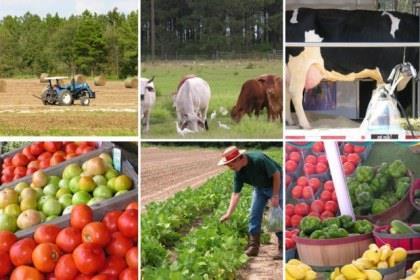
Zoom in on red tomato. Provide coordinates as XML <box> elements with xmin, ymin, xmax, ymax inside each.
<box><xmin>82</xmin><ymin>146</ymin><xmax>95</xmax><ymax>154</ymax></box>
<box><xmin>100</xmin><ymin>256</ymin><xmax>127</xmax><ymax>278</ymax></box>
<box><xmin>50</xmin><ymin>154</ymin><xmax>65</xmax><ymax>166</ymax></box>
<box><xmin>303</xmin><ymin>163</ymin><xmax>315</xmax><ymax>175</ymax></box>
<box><xmin>34</xmin><ymin>224</ymin><xmax>61</xmax><ymax>244</ymax></box>
<box><xmin>10</xmin><ymin>266</ymin><xmax>43</xmax><ymax>280</ymax></box>
<box><xmin>119</xmin><ymin>268</ymin><xmax>137</xmax><ymax>280</ymax></box>
<box><xmin>30</xmin><ymin>142</ymin><xmax>45</xmax><ymax>156</ymax></box>
<box><xmin>343</xmin><ymin>161</ymin><xmax>355</xmax><ymax>176</ymax></box>
<box><xmin>308</xmin><ymin>178</ymin><xmax>321</xmax><ymax>192</ymax></box>
<box><xmin>125</xmin><ymin>247</ymin><xmax>138</xmax><ymax>269</ymax></box>
<box><xmin>3</xmin><ymin>157</ymin><xmax>12</xmax><ymax>166</ymax></box>
<box><xmin>285</xmin><ymin>160</ymin><xmax>297</xmax><ymax>173</ymax></box>
<box><xmin>285</xmin><ymin>204</ymin><xmax>295</xmax><ymax>217</ymax></box>
<box><xmin>296</xmin><ymin>176</ymin><xmax>308</xmax><ymax>187</ymax></box>
<box><xmin>75</xmin><ymin>275</ymin><xmax>93</xmax><ymax>280</ymax></box>
<box><xmin>9</xmin><ymin>237</ymin><xmax>36</xmax><ymax>266</ymax></box>
<box><xmin>312</xmin><ymin>142</ymin><xmax>324</xmax><ymax>153</ymax></box>
<box><xmin>317</xmin><ymin>155</ymin><xmax>328</xmax><ymax>165</ymax></box>
<box><xmin>54</xmin><ymin>254</ymin><xmax>79</xmax><ymax>280</ymax></box>
<box><xmin>310</xmin><ymin>200</ymin><xmax>324</xmax><ymax>214</ymax></box>
<box><xmin>340</xmin><ymin>155</ymin><xmax>347</xmax><ymax>164</ymax></box>
<box><xmin>308</xmin><ymin>211</ymin><xmax>320</xmax><ymax>217</ymax></box>
<box><xmin>290</xmin><ymin>215</ymin><xmax>303</xmax><ymax>228</ymax></box>
<box><xmin>117</xmin><ymin>209</ymin><xmax>138</xmax><ymax>239</ymax></box>
<box><xmin>0</xmin><ymin>253</ymin><xmax>13</xmax><ymax>277</ymax></box>
<box><xmin>0</xmin><ymin>230</ymin><xmax>17</xmax><ymax>254</ymax></box>
<box><xmin>2</xmin><ymin>165</ymin><xmax>14</xmax><ymax>176</ymax></box>
<box><xmin>285</xmin><ymin>238</ymin><xmax>296</xmax><ymax>250</ymax></box>
<box><xmin>302</xmin><ymin>186</ymin><xmax>314</xmax><ymax>200</ymax></box>
<box><xmin>38</xmin><ymin>152</ymin><xmax>52</xmax><ymax>161</ymax></box>
<box><xmin>320</xmin><ymin>190</ymin><xmax>332</xmax><ymax>202</ymax></box>
<box><xmin>82</xmin><ymin>222</ymin><xmax>111</xmax><ymax>247</ymax></box>
<box><xmin>56</xmin><ymin>227</ymin><xmax>82</xmax><ymax>253</ymax></box>
<box><xmin>26</xmin><ymin>167</ymin><xmax>37</xmax><ymax>175</ymax></box>
<box><xmin>324</xmin><ymin>201</ymin><xmax>338</xmax><ymax>214</ymax></box>
<box><xmin>39</xmin><ymin>159</ymin><xmax>50</xmax><ymax>169</ymax></box>
<box><xmin>71</xmin><ymin>205</ymin><xmax>93</xmax><ymax>230</ymax></box>
<box><xmin>294</xmin><ymin>203</ymin><xmax>309</xmax><ymax>216</ymax></box>
<box><xmin>12</xmin><ymin>153</ymin><xmax>29</xmax><ymax>167</ymax></box>
<box><xmin>285</xmin><ymin>215</ymin><xmax>291</xmax><ymax>227</ymax></box>
<box><xmin>22</xmin><ymin>147</ymin><xmax>33</xmax><ymax>159</ymax></box>
<box><xmin>125</xmin><ymin>202</ymin><xmax>138</xmax><ymax>210</ymax></box>
<box><xmin>347</xmin><ymin>153</ymin><xmax>361</xmax><ymax>165</ymax></box>
<box><xmin>343</xmin><ymin>143</ymin><xmax>354</xmax><ymax>154</ymax></box>
<box><xmin>91</xmin><ymin>275</ymin><xmax>113</xmax><ymax>280</ymax></box>
<box><xmin>332</xmin><ymin>191</ymin><xmax>337</xmax><ymax>202</ymax></box>
<box><xmin>32</xmin><ymin>243</ymin><xmax>61</xmax><ymax>273</ymax></box>
<box><xmin>286</xmin><ymin>144</ymin><xmax>297</xmax><ymax>153</ymax></box>
<box><xmin>288</xmin><ymin>151</ymin><xmax>301</xmax><ymax>163</ymax></box>
<box><xmin>354</xmin><ymin>145</ymin><xmax>365</xmax><ymax>153</ymax></box>
<box><xmin>304</xmin><ymin>155</ymin><xmax>317</xmax><ymax>165</ymax></box>
<box><xmin>65</xmin><ymin>153</ymin><xmax>78</xmax><ymax>160</ymax></box>
<box><xmin>28</xmin><ymin>160</ymin><xmax>41</xmax><ymax>170</ymax></box>
<box><xmin>316</xmin><ymin>162</ymin><xmax>328</xmax><ymax>174</ymax></box>
<box><xmin>44</xmin><ymin>142</ymin><xmax>62</xmax><ymax>153</ymax></box>
<box><xmin>73</xmin><ymin>243</ymin><xmax>106</xmax><ymax>275</ymax></box>
<box><xmin>65</xmin><ymin>143</ymin><xmax>78</xmax><ymax>154</ymax></box>
<box><xmin>291</xmin><ymin>185</ymin><xmax>303</xmax><ymax>199</ymax></box>
<box><xmin>106</xmin><ymin>232</ymin><xmax>133</xmax><ymax>257</ymax></box>
<box><xmin>1</xmin><ymin>174</ymin><xmax>12</xmax><ymax>183</ymax></box>
<box><xmin>323</xmin><ymin>181</ymin><xmax>335</xmax><ymax>192</ymax></box>
<box><xmin>286</xmin><ymin>175</ymin><xmax>292</xmax><ymax>186</ymax></box>
<box><xmin>53</xmin><ymin>151</ymin><xmax>66</xmax><ymax>158</ymax></box>
<box><xmin>320</xmin><ymin>210</ymin><xmax>335</xmax><ymax>220</ymax></box>
<box><xmin>102</xmin><ymin>211</ymin><xmax>123</xmax><ymax>233</ymax></box>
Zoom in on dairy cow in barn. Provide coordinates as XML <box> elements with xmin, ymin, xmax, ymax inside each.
<box><xmin>285</xmin><ymin>8</ymin><xmax>419</xmax><ymax>129</ymax></box>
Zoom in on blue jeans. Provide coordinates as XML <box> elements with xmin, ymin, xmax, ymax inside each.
<box><xmin>249</xmin><ymin>187</ymin><xmax>282</xmax><ymax>244</ymax></box>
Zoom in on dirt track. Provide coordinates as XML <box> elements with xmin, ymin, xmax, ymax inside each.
<box><xmin>141</xmin><ymin>145</ymin><xmax>282</xmax><ymax>280</ymax></box>
<box><xmin>140</xmin><ymin>146</ymin><xmax>224</xmax><ymax>205</ymax></box>
<box><xmin>0</xmin><ymin>79</ymin><xmax>138</xmax><ymax>135</ymax></box>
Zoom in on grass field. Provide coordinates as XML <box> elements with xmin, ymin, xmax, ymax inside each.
<box><xmin>141</xmin><ymin>59</ymin><xmax>282</xmax><ymax>139</ymax></box>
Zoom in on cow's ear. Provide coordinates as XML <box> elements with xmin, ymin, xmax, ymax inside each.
<box><xmin>257</xmin><ymin>76</ymin><xmax>267</xmax><ymax>84</ymax></box>
<box><xmin>181</xmin><ymin>120</ymin><xmax>188</xmax><ymax>130</ymax></box>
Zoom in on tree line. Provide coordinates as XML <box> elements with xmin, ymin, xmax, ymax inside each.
<box><xmin>0</xmin><ymin>8</ymin><xmax>138</xmax><ymax>78</ymax></box>
<box><xmin>141</xmin><ymin>0</ymin><xmax>282</xmax><ymax>60</ymax></box>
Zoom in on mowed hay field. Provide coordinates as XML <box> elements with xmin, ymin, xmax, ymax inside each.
<box><xmin>141</xmin><ymin>59</ymin><xmax>282</xmax><ymax>139</ymax></box>
<box><xmin>0</xmin><ymin>79</ymin><xmax>138</xmax><ymax>135</ymax></box>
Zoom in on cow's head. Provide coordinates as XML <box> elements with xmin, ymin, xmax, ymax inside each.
<box><xmin>257</xmin><ymin>74</ymin><xmax>281</xmax><ymax>96</ymax></box>
<box><xmin>180</xmin><ymin>113</ymin><xmax>206</xmax><ymax>132</ymax></box>
<box><xmin>140</xmin><ymin>76</ymin><xmax>156</xmax><ymax>100</ymax></box>
<box><xmin>230</xmin><ymin>105</ymin><xmax>243</xmax><ymax>123</ymax></box>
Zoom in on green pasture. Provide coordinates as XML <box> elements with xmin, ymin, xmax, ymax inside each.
<box><xmin>141</xmin><ymin>59</ymin><xmax>282</xmax><ymax>139</ymax></box>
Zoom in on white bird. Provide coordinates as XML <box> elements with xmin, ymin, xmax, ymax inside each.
<box><xmin>175</xmin><ymin>122</ymin><xmax>194</xmax><ymax>136</ymax></box>
<box><xmin>219</xmin><ymin>106</ymin><xmax>228</xmax><ymax>116</ymax></box>
<box><xmin>210</xmin><ymin>111</ymin><xmax>217</xmax><ymax>120</ymax></box>
<box><xmin>218</xmin><ymin>121</ymin><xmax>231</xmax><ymax>130</ymax></box>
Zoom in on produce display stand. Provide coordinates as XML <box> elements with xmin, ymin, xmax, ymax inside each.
<box><xmin>0</xmin><ymin>142</ymin><xmax>113</xmax><ymax>190</ymax></box>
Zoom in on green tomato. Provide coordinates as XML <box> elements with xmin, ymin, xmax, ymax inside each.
<box><xmin>59</xmin><ymin>178</ymin><xmax>70</xmax><ymax>189</ymax></box>
<box><xmin>46</xmin><ymin>215</ymin><xmax>58</xmax><ymax>222</ymax></box>
<box><xmin>105</xmin><ymin>169</ymin><xmax>119</xmax><ymax>180</ymax></box>
<box><xmin>14</xmin><ymin>182</ymin><xmax>30</xmax><ymax>193</ymax></box>
<box><xmin>93</xmin><ymin>175</ymin><xmax>107</xmax><ymax>186</ymax></box>
<box><xmin>72</xmin><ymin>191</ymin><xmax>92</xmax><ymax>205</ymax></box>
<box><xmin>42</xmin><ymin>198</ymin><xmax>62</xmax><ymax>216</ymax></box>
<box><xmin>48</xmin><ymin>176</ymin><xmax>61</xmax><ymax>187</ymax></box>
<box><xmin>87</xmin><ymin>197</ymin><xmax>105</xmax><ymax>206</ymax></box>
<box><xmin>114</xmin><ymin>175</ymin><xmax>133</xmax><ymax>191</ymax></box>
<box><xmin>56</xmin><ymin>188</ymin><xmax>71</xmax><ymax>198</ymax></box>
<box><xmin>115</xmin><ymin>190</ymin><xmax>128</xmax><ymax>196</ymax></box>
<box><xmin>20</xmin><ymin>197</ymin><xmax>38</xmax><ymax>211</ymax></box>
<box><xmin>93</xmin><ymin>185</ymin><xmax>113</xmax><ymax>199</ymax></box>
<box><xmin>32</xmin><ymin>188</ymin><xmax>44</xmax><ymax>200</ymax></box>
<box><xmin>62</xmin><ymin>205</ymin><xmax>73</xmax><ymax>215</ymax></box>
<box><xmin>43</xmin><ymin>184</ymin><xmax>59</xmax><ymax>196</ymax></box>
<box><xmin>69</xmin><ymin>176</ymin><xmax>81</xmax><ymax>193</ymax></box>
<box><xmin>38</xmin><ymin>195</ymin><xmax>54</xmax><ymax>210</ymax></box>
<box><xmin>0</xmin><ymin>213</ymin><xmax>17</xmax><ymax>232</ymax></box>
<box><xmin>107</xmin><ymin>177</ymin><xmax>117</xmax><ymax>191</ymax></box>
<box><xmin>58</xmin><ymin>194</ymin><xmax>73</xmax><ymax>208</ymax></box>
<box><xmin>4</xmin><ymin>204</ymin><xmax>21</xmax><ymax>217</ymax></box>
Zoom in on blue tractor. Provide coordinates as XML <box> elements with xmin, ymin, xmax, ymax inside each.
<box><xmin>41</xmin><ymin>76</ymin><xmax>96</xmax><ymax>106</ymax></box>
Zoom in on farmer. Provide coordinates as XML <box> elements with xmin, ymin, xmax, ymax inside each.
<box><xmin>218</xmin><ymin>146</ymin><xmax>282</xmax><ymax>259</ymax></box>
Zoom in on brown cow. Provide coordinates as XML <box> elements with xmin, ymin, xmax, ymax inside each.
<box><xmin>259</xmin><ymin>75</ymin><xmax>282</xmax><ymax>122</ymax></box>
<box><xmin>231</xmin><ymin>79</ymin><xmax>267</xmax><ymax>123</ymax></box>
<box><xmin>231</xmin><ymin>74</ymin><xmax>282</xmax><ymax>122</ymax></box>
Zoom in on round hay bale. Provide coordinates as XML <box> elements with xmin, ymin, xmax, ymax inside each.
<box><xmin>94</xmin><ymin>75</ymin><xmax>106</xmax><ymax>86</ymax></box>
<box><xmin>75</xmin><ymin>74</ymin><xmax>86</xmax><ymax>84</ymax></box>
<box><xmin>0</xmin><ymin>80</ymin><xmax>6</xmax><ymax>92</ymax></box>
<box><xmin>124</xmin><ymin>77</ymin><xmax>138</xmax><ymax>88</ymax></box>
<box><xmin>40</xmin><ymin>73</ymin><xmax>48</xmax><ymax>83</ymax></box>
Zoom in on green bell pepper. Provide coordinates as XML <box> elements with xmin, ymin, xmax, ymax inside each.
<box><xmin>356</xmin><ymin>191</ymin><xmax>373</xmax><ymax>207</ymax></box>
<box><xmin>309</xmin><ymin>230</ymin><xmax>324</xmax><ymax>239</ymax></box>
<box><xmin>371</xmin><ymin>199</ymin><xmax>390</xmax><ymax>215</ymax></box>
<box><xmin>389</xmin><ymin>160</ymin><xmax>407</xmax><ymax>178</ymax></box>
<box><xmin>351</xmin><ymin>219</ymin><xmax>373</xmax><ymax>234</ymax></box>
<box><xmin>355</xmin><ymin>166</ymin><xmax>375</xmax><ymax>183</ymax></box>
<box><xmin>322</xmin><ymin>218</ymin><xmax>341</xmax><ymax>228</ymax></box>
<box><xmin>338</xmin><ymin>215</ymin><xmax>354</xmax><ymax>230</ymax></box>
<box><xmin>300</xmin><ymin>216</ymin><xmax>322</xmax><ymax>235</ymax></box>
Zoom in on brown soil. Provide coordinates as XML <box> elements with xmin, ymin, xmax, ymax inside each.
<box><xmin>141</xmin><ymin>145</ymin><xmax>283</xmax><ymax>280</ymax></box>
<box><xmin>140</xmin><ymin>146</ymin><xmax>224</xmax><ymax>205</ymax></box>
<box><xmin>0</xmin><ymin>79</ymin><xmax>138</xmax><ymax>135</ymax></box>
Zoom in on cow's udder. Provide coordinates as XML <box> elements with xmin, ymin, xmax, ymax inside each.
<box><xmin>305</xmin><ymin>64</ymin><xmax>323</xmax><ymax>90</ymax></box>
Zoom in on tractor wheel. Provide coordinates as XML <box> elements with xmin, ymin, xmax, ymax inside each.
<box><xmin>41</xmin><ymin>88</ymin><xmax>55</xmax><ymax>105</ymax></box>
<box><xmin>80</xmin><ymin>91</ymin><xmax>90</xmax><ymax>106</ymax></box>
<box><xmin>59</xmin><ymin>90</ymin><xmax>73</xmax><ymax>106</ymax></box>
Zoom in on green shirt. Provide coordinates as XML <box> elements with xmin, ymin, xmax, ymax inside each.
<box><xmin>233</xmin><ymin>151</ymin><xmax>282</xmax><ymax>193</ymax></box>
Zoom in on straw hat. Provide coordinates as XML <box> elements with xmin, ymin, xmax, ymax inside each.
<box><xmin>217</xmin><ymin>146</ymin><xmax>246</xmax><ymax>166</ymax></box>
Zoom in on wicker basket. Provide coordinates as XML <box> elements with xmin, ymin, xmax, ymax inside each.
<box><xmin>295</xmin><ymin>233</ymin><xmax>373</xmax><ymax>270</ymax></box>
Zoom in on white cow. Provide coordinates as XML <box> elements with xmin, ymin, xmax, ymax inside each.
<box><xmin>175</xmin><ymin>76</ymin><xmax>211</xmax><ymax>133</ymax></box>
<box><xmin>140</xmin><ymin>77</ymin><xmax>156</xmax><ymax>133</ymax></box>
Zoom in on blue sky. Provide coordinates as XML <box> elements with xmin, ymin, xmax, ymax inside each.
<box><xmin>0</xmin><ymin>0</ymin><xmax>138</xmax><ymax>19</ymax></box>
